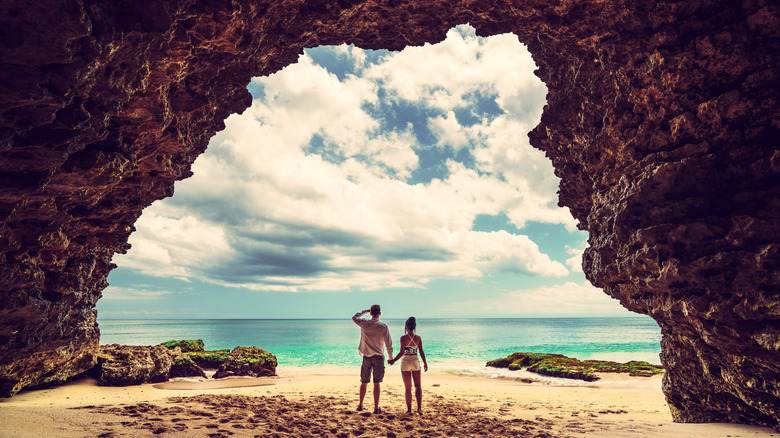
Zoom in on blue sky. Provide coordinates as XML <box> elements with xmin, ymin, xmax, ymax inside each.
<box><xmin>97</xmin><ymin>25</ymin><xmax>634</xmax><ymax>319</ymax></box>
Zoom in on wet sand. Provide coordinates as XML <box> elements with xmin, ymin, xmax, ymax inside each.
<box><xmin>0</xmin><ymin>366</ymin><xmax>776</xmax><ymax>437</ymax></box>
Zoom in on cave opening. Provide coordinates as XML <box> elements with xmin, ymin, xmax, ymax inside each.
<box><xmin>2</xmin><ymin>0</ymin><xmax>777</xmax><ymax>429</ymax></box>
<box><xmin>97</xmin><ymin>25</ymin><xmax>660</xmax><ymax>366</ymax></box>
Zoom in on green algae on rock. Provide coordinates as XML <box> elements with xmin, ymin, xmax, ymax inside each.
<box><xmin>170</xmin><ymin>355</ymin><xmax>207</xmax><ymax>379</ymax></box>
<box><xmin>160</xmin><ymin>340</ymin><xmax>205</xmax><ymax>353</ymax></box>
<box><xmin>213</xmin><ymin>346</ymin><xmax>277</xmax><ymax>379</ymax></box>
<box><xmin>487</xmin><ymin>352</ymin><xmax>664</xmax><ymax>382</ymax></box>
<box><xmin>186</xmin><ymin>349</ymin><xmax>231</xmax><ymax>369</ymax></box>
<box><xmin>93</xmin><ymin>344</ymin><xmax>175</xmax><ymax>386</ymax></box>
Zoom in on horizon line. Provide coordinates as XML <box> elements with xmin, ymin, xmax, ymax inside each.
<box><xmin>98</xmin><ymin>315</ymin><xmax>650</xmax><ymax>321</ymax></box>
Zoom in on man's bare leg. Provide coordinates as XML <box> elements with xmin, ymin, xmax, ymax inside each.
<box><xmin>373</xmin><ymin>383</ymin><xmax>381</xmax><ymax>411</ymax></box>
<box><xmin>358</xmin><ymin>382</ymin><xmax>368</xmax><ymax>410</ymax></box>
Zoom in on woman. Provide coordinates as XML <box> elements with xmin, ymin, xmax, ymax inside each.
<box><xmin>389</xmin><ymin>317</ymin><xmax>428</xmax><ymax>414</ymax></box>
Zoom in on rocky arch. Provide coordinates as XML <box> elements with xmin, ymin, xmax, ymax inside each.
<box><xmin>1</xmin><ymin>0</ymin><xmax>778</xmax><ymax>428</ymax></box>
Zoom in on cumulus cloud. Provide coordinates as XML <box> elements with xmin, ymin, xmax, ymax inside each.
<box><xmin>363</xmin><ymin>27</ymin><xmax>543</xmax><ymax>112</ymax></box>
<box><xmin>565</xmin><ymin>245</ymin><xmax>586</xmax><ymax>273</ymax></box>
<box><xmin>428</xmin><ymin>110</ymin><xmax>471</xmax><ymax>150</ymax></box>
<box><xmin>113</xmin><ymin>25</ymin><xmax>579</xmax><ymax>293</ymax></box>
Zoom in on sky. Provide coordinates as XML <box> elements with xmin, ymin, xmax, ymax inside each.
<box><xmin>97</xmin><ymin>25</ymin><xmax>636</xmax><ymax>320</ymax></box>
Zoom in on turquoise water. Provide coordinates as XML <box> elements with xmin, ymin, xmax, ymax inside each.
<box><xmin>98</xmin><ymin>317</ymin><xmax>662</xmax><ymax>368</ymax></box>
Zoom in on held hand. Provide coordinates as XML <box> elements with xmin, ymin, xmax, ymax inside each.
<box><xmin>388</xmin><ymin>358</ymin><xmax>395</xmax><ymax>365</ymax></box>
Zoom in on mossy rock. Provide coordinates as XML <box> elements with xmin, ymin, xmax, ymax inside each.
<box><xmin>528</xmin><ymin>361</ymin><xmax>598</xmax><ymax>382</ymax></box>
<box><xmin>186</xmin><ymin>349</ymin><xmax>231</xmax><ymax>369</ymax></box>
<box><xmin>487</xmin><ymin>352</ymin><xmax>569</xmax><ymax>369</ymax></box>
<box><xmin>213</xmin><ymin>346</ymin><xmax>277</xmax><ymax>379</ymax></box>
<box><xmin>93</xmin><ymin>344</ymin><xmax>174</xmax><ymax>386</ymax></box>
<box><xmin>486</xmin><ymin>352</ymin><xmax>664</xmax><ymax>382</ymax></box>
<box><xmin>160</xmin><ymin>339</ymin><xmax>205</xmax><ymax>353</ymax></box>
<box><xmin>175</xmin><ymin>356</ymin><xmax>194</xmax><ymax>366</ymax></box>
<box><xmin>486</xmin><ymin>352</ymin><xmax>528</xmax><ymax>368</ymax></box>
<box><xmin>170</xmin><ymin>355</ymin><xmax>207</xmax><ymax>379</ymax></box>
<box><xmin>581</xmin><ymin>359</ymin><xmax>665</xmax><ymax>376</ymax></box>
<box><xmin>508</xmin><ymin>362</ymin><xmax>524</xmax><ymax>371</ymax></box>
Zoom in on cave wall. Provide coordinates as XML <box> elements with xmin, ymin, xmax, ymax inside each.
<box><xmin>1</xmin><ymin>0</ymin><xmax>778</xmax><ymax>427</ymax></box>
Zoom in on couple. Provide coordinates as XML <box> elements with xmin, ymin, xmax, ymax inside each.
<box><xmin>352</xmin><ymin>305</ymin><xmax>428</xmax><ymax>415</ymax></box>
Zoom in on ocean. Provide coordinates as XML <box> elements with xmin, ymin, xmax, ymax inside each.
<box><xmin>98</xmin><ymin>317</ymin><xmax>663</xmax><ymax>373</ymax></box>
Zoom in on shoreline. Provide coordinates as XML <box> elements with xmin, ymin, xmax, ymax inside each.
<box><xmin>96</xmin><ymin>317</ymin><xmax>665</xmax><ymax>371</ymax></box>
<box><xmin>1</xmin><ymin>366</ymin><xmax>776</xmax><ymax>437</ymax></box>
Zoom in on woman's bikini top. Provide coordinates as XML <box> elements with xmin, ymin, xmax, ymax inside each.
<box><xmin>403</xmin><ymin>334</ymin><xmax>419</xmax><ymax>356</ymax></box>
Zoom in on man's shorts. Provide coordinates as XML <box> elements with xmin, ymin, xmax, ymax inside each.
<box><xmin>360</xmin><ymin>355</ymin><xmax>385</xmax><ymax>383</ymax></box>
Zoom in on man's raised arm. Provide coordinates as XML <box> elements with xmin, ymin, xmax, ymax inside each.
<box><xmin>352</xmin><ymin>309</ymin><xmax>369</xmax><ymax>325</ymax></box>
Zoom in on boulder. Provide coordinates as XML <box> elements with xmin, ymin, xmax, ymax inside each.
<box><xmin>213</xmin><ymin>347</ymin><xmax>277</xmax><ymax>379</ymax></box>
<box><xmin>160</xmin><ymin>339</ymin><xmax>205</xmax><ymax>352</ymax></box>
<box><xmin>93</xmin><ymin>344</ymin><xmax>175</xmax><ymax>386</ymax></box>
<box><xmin>487</xmin><ymin>352</ymin><xmax>664</xmax><ymax>381</ymax></box>
<box><xmin>186</xmin><ymin>349</ymin><xmax>231</xmax><ymax>369</ymax></box>
<box><xmin>169</xmin><ymin>355</ymin><xmax>207</xmax><ymax>379</ymax></box>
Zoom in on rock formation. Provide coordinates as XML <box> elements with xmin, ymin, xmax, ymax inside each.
<box><xmin>213</xmin><ymin>346</ymin><xmax>277</xmax><ymax>379</ymax></box>
<box><xmin>160</xmin><ymin>339</ymin><xmax>208</xmax><ymax>377</ymax></box>
<box><xmin>486</xmin><ymin>352</ymin><xmax>665</xmax><ymax>381</ymax></box>
<box><xmin>186</xmin><ymin>349</ymin><xmax>232</xmax><ymax>370</ymax></box>
<box><xmin>93</xmin><ymin>344</ymin><xmax>175</xmax><ymax>386</ymax></box>
<box><xmin>0</xmin><ymin>0</ymin><xmax>777</xmax><ymax>428</ymax></box>
<box><xmin>160</xmin><ymin>339</ymin><xmax>206</xmax><ymax>353</ymax></box>
<box><xmin>169</xmin><ymin>355</ymin><xmax>207</xmax><ymax>379</ymax></box>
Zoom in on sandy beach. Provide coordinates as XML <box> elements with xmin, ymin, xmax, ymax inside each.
<box><xmin>0</xmin><ymin>366</ymin><xmax>776</xmax><ymax>437</ymax></box>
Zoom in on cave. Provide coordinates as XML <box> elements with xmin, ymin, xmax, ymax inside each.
<box><xmin>0</xmin><ymin>0</ymin><xmax>778</xmax><ymax>428</ymax></box>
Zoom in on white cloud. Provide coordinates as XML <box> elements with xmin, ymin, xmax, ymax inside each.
<box><xmin>330</xmin><ymin>43</ymin><xmax>368</xmax><ymax>71</ymax></box>
<box><xmin>101</xmin><ymin>285</ymin><xmax>174</xmax><ymax>300</ymax></box>
<box><xmin>428</xmin><ymin>111</ymin><xmax>470</xmax><ymax>150</ymax></box>
<box><xmin>565</xmin><ymin>245</ymin><xmax>586</xmax><ymax>273</ymax></box>
<box><xmin>246</xmin><ymin>56</ymin><xmax>379</xmax><ymax>155</ymax></box>
<box><xmin>117</xmin><ymin>206</ymin><xmax>231</xmax><ymax>280</ymax></box>
<box><xmin>360</xmin><ymin>127</ymin><xmax>419</xmax><ymax>178</ymax></box>
<box><xmin>352</xmin><ymin>24</ymin><xmax>571</xmax><ymax>230</ymax></box>
<box><xmin>113</xmin><ymin>25</ymin><xmax>581</xmax><ymax>293</ymax></box>
<box><xmin>443</xmin><ymin>281</ymin><xmax>628</xmax><ymax>317</ymax></box>
<box><xmin>363</xmin><ymin>27</ymin><xmax>542</xmax><ymax>113</ymax></box>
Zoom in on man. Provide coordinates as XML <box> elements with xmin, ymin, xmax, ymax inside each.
<box><xmin>352</xmin><ymin>304</ymin><xmax>393</xmax><ymax>414</ymax></box>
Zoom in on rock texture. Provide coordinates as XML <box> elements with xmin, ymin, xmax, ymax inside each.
<box><xmin>486</xmin><ymin>352</ymin><xmax>665</xmax><ymax>381</ymax></box>
<box><xmin>213</xmin><ymin>346</ymin><xmax>277</xmax><ymax>379</ymax></box>
<box><xmin>159</xmin><ymin>339</ymin><xmax>216</xmax><ymax>377</ymax></box>
<box><xmin>169</xmin><ymin>355</ymin><xmax>207</xmax><ymax>379</ymax></box>
<box><xmin>0</xmin><ymin>0</ymin><xmax>777</xmax><ymax>428</ymax></box>
<box><xmin>160</xmin><ymin>339</ymin><xmax>205</xmax><ymax>353</ymax></box>
<box><xmin>186</xmin><ymin>349</ymin><xmax>231</xmax><ymax>370</ymax></box>
<box><xmin>93</xmin><ymin>344</ymin><xmax>175</xmax><ymax>386</ymax></box>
